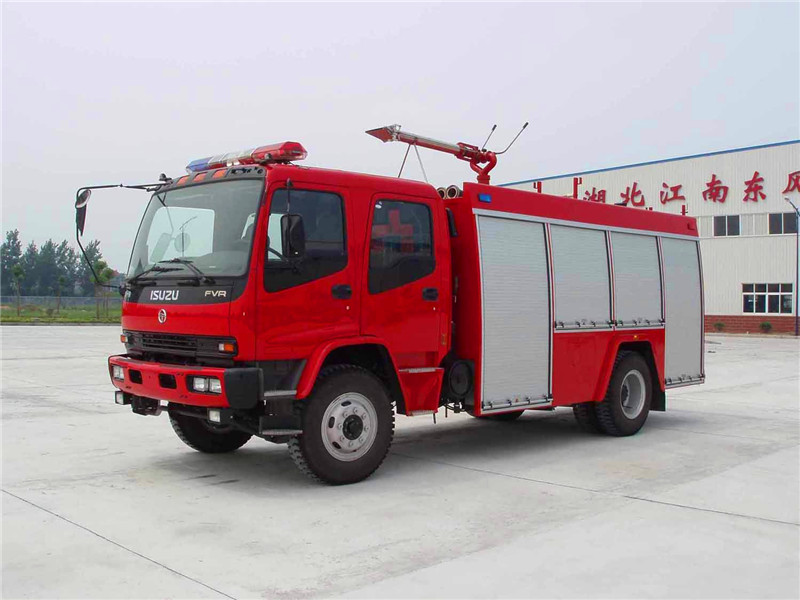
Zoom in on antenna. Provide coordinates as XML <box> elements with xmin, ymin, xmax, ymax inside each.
<box><xmin>480</xmin><ymin>124</ymin><xmax>497</xmax><ymax>152</ymax></box>
<box><xmin>495</xmin><ymin>122</ymin><xmax>529</xmax><ymax>155</ymax></box>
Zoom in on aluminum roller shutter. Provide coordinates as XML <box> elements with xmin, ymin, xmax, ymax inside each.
<box><xmin>550</xmin><ymin>225</ymin><xmax>612</xmax><ymax>329</ymax></box>
<box><xmin>661</xmin><ymin>238</ymin><xmax>703</xmax><ymax>384</ymax></box>
<box><xmin>610</xmin><ymin>232</ymin><xmax>662</xmax><ymax>326</ymax></box>
<box><xmin>478</xmin><ymin>215</ymin><xmax>550</xmax><ymax>409</ymax></box>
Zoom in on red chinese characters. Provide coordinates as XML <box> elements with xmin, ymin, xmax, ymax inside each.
<box><xmin>743</xmin><ymin>171</ymin><xmax>766</xmax><ymax>202</ymax></box>
<box><xmin>620</xmin><ymin>182</ymin><xmax>645</xmax><ymax>207</ymax></box>
<box><xmin>784</xmin><ymin>171</ymin><xmax>800</xmax><ymax>194</ymax></box>
<box><xmin>583</xmin><ymin>188</ymin><xmax>607</xmax><ymax>203</ymax></box>
<box><xmin>702</xmin><ymin>174</ymin><xmax>728</xmax><ymax>203</ymax></box>
<box><xmin>659</xmin><ymin>183</ymin><xmax>686</xmax><ymax>204</ymax></box>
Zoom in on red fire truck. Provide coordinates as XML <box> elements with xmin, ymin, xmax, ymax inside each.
<box><xmin>76</xmin><ymin>125</ymin><xmax>704</xmax><ymax>484</ymax></box>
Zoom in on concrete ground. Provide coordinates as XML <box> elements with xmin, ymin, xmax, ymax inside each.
<box><xmin>1</xmin><ymin>327</ymin><xmax>798</xmax><ymax>599</ymax></box>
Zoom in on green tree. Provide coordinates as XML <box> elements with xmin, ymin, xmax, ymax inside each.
<box><xmin>55</xmin><ymin>240</ymin><xmax>78</xmax><ymax>296</ymax></box>
<box><xmin>37</xmin><ymin>240</ymin><xmax>59</xmax><ymax>297</ymax></box>
<box><xmin>19</xmin><ymin>242</ymin><xmax>39</xmax><ymax>295</ymax></box>
<box><xmin>11</xmin><ymin>264</ymin><xmax>24</xmax><ymax>316</ymax></box>
<box><xmin>1</xmin><ymin>230</ymin><xmax>22</xmax><ymax>296</ymax></box>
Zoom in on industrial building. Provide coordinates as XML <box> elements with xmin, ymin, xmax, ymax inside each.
<box><xmin>502</xmin><ymin>140</ymin><xmax>800</xmax><ymax>334</ymax></box>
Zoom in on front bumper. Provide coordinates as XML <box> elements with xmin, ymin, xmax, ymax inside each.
<box><xmin>108</xmin><ymin>355</ymin><xmax>258</xmax><ymax>408</ymax></box>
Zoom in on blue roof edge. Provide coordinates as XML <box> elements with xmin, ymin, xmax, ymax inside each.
<box><xmin>499</xmin><ymin>139</ymin><xmax>800</xmax><ymax>187</ymax></box>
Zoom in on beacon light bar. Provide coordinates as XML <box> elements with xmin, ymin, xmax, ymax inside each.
<box><xmin>186</xmin><ymin>141</ymin><xmax>308</xmax><ymax>173</ymax></box>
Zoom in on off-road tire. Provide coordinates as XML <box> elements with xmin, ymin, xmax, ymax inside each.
<box><xmin>595</xmin><ymin>352</ymin><xmax>652</xmax><ymax>437</ymax></box>
<box><xmin>478</xmin><ymin>410</ymin><xmax>525</xmax><ymax>421</ymax></box>
<box><xmin>169</xmin><ymin>410</ymin><xmax>252</xmax><ymax>453</ymax></box>
<box><xmin>288</xmin><ymin>365</ymin><xmax>395</xmax><ymax>485</ymax></box>
<box><xmin>572</xmin><ymin>402</ymin><xmax>602</xmax><ymax>433</ymax></box>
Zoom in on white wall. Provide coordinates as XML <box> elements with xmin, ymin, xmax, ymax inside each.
<box><xmin>700</xmin><ymin>236</ymin><xmax>796</xmax><ymax>314</ymax></box>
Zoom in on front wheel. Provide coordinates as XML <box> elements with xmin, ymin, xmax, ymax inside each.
<box><xmin>169</xmin><ymin>409</ymin><xmax>252</xmax><ymax>453</ymax></box>
<box><xmin>595</xmin><ymin>352</ymin><xmax>652</xmax><ymax>436</ymax></box>
<box><xmin>288</xmin><ymin>365</ymin><xmax>395</xmax><ymax>484</ymax></box>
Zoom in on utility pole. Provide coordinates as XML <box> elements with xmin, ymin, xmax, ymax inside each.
<box><xmin>786</xmin><ymin>198</ymin><xmax>800</xmax><ymax>337</ymax></box>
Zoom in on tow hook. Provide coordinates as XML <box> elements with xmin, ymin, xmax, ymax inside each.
<box><xmin>129</xmin><ymin>395</ymin><xmax>162</xmax><ymax>416</ymax></box>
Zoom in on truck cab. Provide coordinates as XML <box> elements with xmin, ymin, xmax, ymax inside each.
<box><xmin>108</xmin><ymin>148</ymin><xmax>452</xmax><ymax>483</ymax></box>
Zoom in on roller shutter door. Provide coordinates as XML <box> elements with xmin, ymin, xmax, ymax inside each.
<box><xmin>550</xmin><ymin>225</ymin><xmax>612</xmax><ymax>329</ymax></box>
<box><xmin>661</xmin><ymin>238</ymin><xmax>703</xmax><ymax>384</ymax></box>
<box><xmin>478</xmin><ymin>215</ymin><xmax>550</xmax><ymax>409</ymax></box>
<box><xmin>610</xmin><ymin>232</ymin><xmax>662</xmax><ymax>326</ymax></box>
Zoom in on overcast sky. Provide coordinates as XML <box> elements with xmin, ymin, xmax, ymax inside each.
<box><xmin>3</xmin><ymin>1</ymin><xmax>798</xmax><ymax>270</ymax></box>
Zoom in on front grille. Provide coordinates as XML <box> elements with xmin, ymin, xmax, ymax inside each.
<box><xmin>139</xmin><ymin>332</ymin><xmax>197</xmax><ymax>353</ymax></box>
<box><xmin>125</xmin><ymin>331</ymin><xmax>235</xmax><ymax>359</ymax></box>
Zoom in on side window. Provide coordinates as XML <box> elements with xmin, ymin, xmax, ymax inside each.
<box><xmin>264</xmin><ymin>189</ymin><xmax>346</xmax><ymax>292</ymax></box>
<box><xmin>368</xmin><ymin>200</ymin><xmax>434</xmax><ymax>294</ymax></box>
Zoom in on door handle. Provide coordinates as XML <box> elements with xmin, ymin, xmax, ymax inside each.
<box><xmin>422</xmin><ymin>287</ymin><xmax>439</xmax><ymax>301</ymax></box>
<box><xmin>332</xmin><ymin>284</ymin><xmax>352</xmax><ymax>299</ymax></box>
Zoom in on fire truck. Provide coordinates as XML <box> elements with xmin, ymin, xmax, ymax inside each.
<box><xmin>75</xmin><ymin>125</ymin><xmax>705</xmax><ymax>484</ymax></box>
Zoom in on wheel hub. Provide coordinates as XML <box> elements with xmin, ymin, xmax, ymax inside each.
<box><xmin>342</xmin><ymin>414</ymin><xmax>364</xmax><ymax>440</ymax></box>
<box><xmin>620</xmin><ymin>369</ymin><xmax>646</xmax><ymax>419</ymax></box>
<box><xmin>321</xmin><ymin>393</ymin><xmax>378</xmax><ymax>462</ymax></box>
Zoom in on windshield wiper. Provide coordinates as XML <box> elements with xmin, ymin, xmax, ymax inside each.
<box><xmin>158</xmin><ymin>258</ymin><xmax>216</xmax><ymax>285</ymax></box>
<box><xmin>126</xmin><ymin>265</ymin><xmax>182</xmax><ymax>287</ymax></box>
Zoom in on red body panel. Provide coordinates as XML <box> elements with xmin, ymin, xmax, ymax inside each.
<box><xmin>551</xmin><ymin>329</ymin><xmax>666</xmax><ymax>406</ymax></box>
<box><xmin>397</xmin><ymin>368</ymin><xmax>445</xmax><ymax>413</ymax></box>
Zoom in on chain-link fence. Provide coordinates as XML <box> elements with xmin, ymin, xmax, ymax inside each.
<box><xmin>0</xmin><ymin>296</ymin><xmax>122</xmax><ymax>309</ymax></box>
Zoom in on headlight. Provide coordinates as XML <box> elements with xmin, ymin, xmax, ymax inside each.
<box><xmin>192</xmin><ymin>377</ymin><xmax>208</xmax><ymax>392</ymax></box>
<box><xmin>191</xmin><ymin>376</ymin><xmax>221</xmax><ymax>394</ymax></box>
<box><xmin>112</xmin><ymin>365</ymin><xmax>124</xmax><ymax>381</ymax></box>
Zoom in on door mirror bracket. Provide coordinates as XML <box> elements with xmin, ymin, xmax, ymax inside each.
<box><xmin>281</xmin><ymin>213</ymin><xmax>306</xmax><ymax>260</ymax></box>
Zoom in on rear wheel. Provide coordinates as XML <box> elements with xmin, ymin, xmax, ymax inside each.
<box><xmin>595</xmin><ymin>352</ymin><xmax>652</xmax><ymax>436</ymax></box>
<box><xmin>288</xmin><ymin>365</ymin><xmax>394</xmax><ymax>485</ymax></box>
<box><xmin>169</xmin><ymin>410</ymin><xmax>252</xmax><ymax>453</ymax></box>
<box><xmin>572</xmin><ymin>402</ymin><xmax>601</xmax><ymax>432</ymax></box>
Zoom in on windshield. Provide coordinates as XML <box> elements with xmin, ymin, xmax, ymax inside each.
<box><xmin>127</xmin><ymin>179</ymin><xmax>263</xmax><ymax>279</ymax></box>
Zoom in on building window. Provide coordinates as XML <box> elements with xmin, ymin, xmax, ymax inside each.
<box><xmin>742</xmin><ymin>283</ymin><xmax>793</xmax><ymax>314</ymax></box>
<box><xmin>768</xmin><ymin>212</ymin><xmax>798</xmax><ymax>235</ymax></box>
<box><xmin>714</xmin><ymin>215</ymin><xmax>740</xmax><ymax>237</ymax></box>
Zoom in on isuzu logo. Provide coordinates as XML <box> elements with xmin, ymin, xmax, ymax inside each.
<box><xmin>158</xmin><ymin>309</ymin><xmax>167</xmax><ymax>324</ymax></box>
<box><xmin>205</xmin><ymin>290</ymin><xmax>227</xmax><ymax>298</ymax></box>
<box><xmin>150</xmin><ymin>289</ymin><xmax>180</xmax><ymax>302</ymax></box>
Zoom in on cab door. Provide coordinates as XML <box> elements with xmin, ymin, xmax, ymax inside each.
<box><xmin>360</xmin><ymin>195</ymin><xmax>444</xmax><ymax>368</ymax></box>
<box><xmin>255</xmin><ymin>184</ymin><xmax>358</xmax><ymax>360</ymax></box>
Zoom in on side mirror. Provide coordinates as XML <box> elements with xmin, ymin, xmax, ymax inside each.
<box><xmin>280</xmin><ymin>213</ymin><xmax>306</xmax><ymax>259</ymax></box>
<box><xmin>75</xmin><ymin>189</ymin><xmax>91</xmax><ymax>236</ymax></box>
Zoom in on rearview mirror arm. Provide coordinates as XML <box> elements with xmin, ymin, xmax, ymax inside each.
<box><xmin>73</xmin><ymin>181</ymin><xmax>165</xmax><ymax>291</ymax></box>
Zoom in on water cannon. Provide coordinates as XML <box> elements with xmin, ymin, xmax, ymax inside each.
<box><xmin>366</xmin><ymin>123</ymin><xmax>527</xmax><ymax>185</ymax></box>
